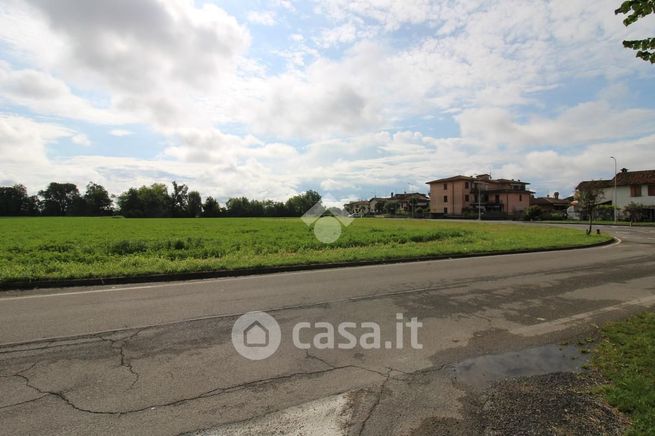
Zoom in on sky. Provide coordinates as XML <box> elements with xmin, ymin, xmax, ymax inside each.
<box><xmin>1</xmin><ymin>0</ymin><xmax>654</xmax><ymax>205</ymax></box>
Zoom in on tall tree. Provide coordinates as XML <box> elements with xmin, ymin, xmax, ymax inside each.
<box><xmin>39</xmin><ymin>183</ymin><xmax>80</xmax><ymax>216</ymax></box>
<box><xmin>170</xmin><ymin>181</ymin><xmax>189</xmax><ymax>217</ymax></box>
<box><xmin>138</xmin><ymin>183</ymin><xmax>170</xmax><ymax>218</ymax></box>
<box><xmin>83</xmin><ymin>182</ymin><xmax>112</xmax><ymax>215</ymax></box>
<box><xmin>117</xmin><ymin>184</ymin><xmax>170</xmax><ymax>218</ymax></box>
<box><xmin>202</xmin><ymin>196</ymin><xmax>221</xmax><ymax>217</ymax></box>
<box><xmin>285</xmin><ymin>190</ymin><xmax>322</xmax><ymax>216</ymax></box>
<box><xmin>187</xmin><ymin>191</ymin><xmax>203</xmax><ymax>217</ymax></box>
<box><xmin>21</xmin><ymin>195</ymin><xmax>41</xmax><ymax>216</ymax></box>
<box><xmin>615</xmin><ymin>0</ymin><xmax>655</xmax><ymax>63</ymax></box>
<box><xmin>117</xmin><ymin>188</ymin><xmax>143</xmax><ymax>218</ymax></box>
<box><xmin>225</xmin><ymin>197</ymin><xmax>251</xmax><ymax>217</ymax></box>
<box><xmin>0</xmin><ymin>184</ymin><xmax>29</xmax><ymax>216</ymax></box>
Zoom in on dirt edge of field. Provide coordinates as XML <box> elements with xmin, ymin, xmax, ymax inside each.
<box><xmin>0</xmin><ymin>237</ymin><xmax>616</xmax><ymax>291</ymax></box>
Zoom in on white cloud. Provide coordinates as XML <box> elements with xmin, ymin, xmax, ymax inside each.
<box><xmin>247</xmin><ymin>10</ymin><xmax>276</xmax><ymax>26</ymax></box>
<box><xmin>71</xmin><ymin>133</ymin><xmax>91</xmax><ymax>146</ymax></box>
<box><xmin>0</xmin><ymin>114</ymin><xmax>68</xmax><ymax>165</ymax></box>
<box><xmin>316</xmin><ymin>0</ymin><xmax>438</xmax><ymax>31</ymax></box>
<box><xmin>0</xmin><ymin>0</ymin><xmax>654</xmax><ymax>203</ymax></box>
<box><xmin>0</xmin><ymin>62</ymin><xmax>127</xmax><ymax>124</ymax></box>
<box><xmin>457</xmin><ymin>100</ymin><xmax>655</xmax><ymax>149</ymax></box>
<box><xmin>315</xmin><ymin>22</ymin><xmax>360</xmax><ymax>47</ymax></box>
<box><xmin>0</xmin><ymin>0</ymin><xmax>251</xmax><ymax>129</ymax></box>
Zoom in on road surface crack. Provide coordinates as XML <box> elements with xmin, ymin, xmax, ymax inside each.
<box><xmin>304</xmin><ymin>350</ymin><xmax>399</xmax><ymax>378</ymax></box>
<box><xmin>358</xmin><ymin>369</ymin><xmax>392</xmax><ymax>436</ymax></box>
<box><xmin>0</xmin><ymin>362</ymin><xmax>50</xmax><ymax>411</ymax></box>
<box><xmin>97</xmin><ymin>330</ymin><xmax>142</xmax><ymax>389</ymax></box>
<box><xmin>6</xmin><ymin>362</ymin><xmax>383</xmax><ymax>416</ymax></box>
<box><xmin>0</xmin><ymin>394</ymin><xmax>49</xmax><ymax>411</ymax></box>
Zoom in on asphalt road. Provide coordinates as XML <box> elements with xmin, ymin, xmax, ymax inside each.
<box><xmin>0</xmin><ymin>224</ymin><xmax>654</xmax><ymax>435</ymax></box>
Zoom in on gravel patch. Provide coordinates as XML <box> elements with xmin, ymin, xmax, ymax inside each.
<box><xmin>413</xmin><ymin>372</ymin><xmax>628</xmax><ymax>435</ymax></box>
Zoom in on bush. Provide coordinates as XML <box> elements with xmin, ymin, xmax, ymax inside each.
<box><xmin>595</xmin><ymin>204</ymin><xmax>615</xmax><ymax>221</ymax></box>
<box><xmin>523</xmin><ymin>206</ymin><xmax>543</xmax><ymax>221</ymax></box>
<box><xmin>543</xmin><ymin>212</ymin><xmax>566</xmax><ymax>221</ymax></box>
<box><xmin>108</xmin><ymin>240</ymin><xmax>148</xmax><ymax>255</ymax></box>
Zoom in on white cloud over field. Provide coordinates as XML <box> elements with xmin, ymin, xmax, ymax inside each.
<box><xmin>0</xmin><ymin>0</ymin><xmax>654</xmax><ymax>200</ymax></box>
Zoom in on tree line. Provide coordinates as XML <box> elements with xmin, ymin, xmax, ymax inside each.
<box><xmin>0</xmin><ymin>182</ymin><xmax>322</xmax><ymax>218</ymax></box>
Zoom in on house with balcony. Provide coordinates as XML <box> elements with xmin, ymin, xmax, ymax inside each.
<box><xmin>344</xmin><ymin>200</ymin><xmax>371</xmax><ymax>215</ymax></box>
<box><xmin>391</xmin><ymin>192</ymin><xmax>430</xmax><ymax>215</ymax></box>
<box><xmin>576</xmin><ymin>168</ymin><xmax>655</xmax><ymax>221</ymax></box>
<box><xmin>426</xmin><ymin>174</ymin><xmax>531</xmax><ymax>218</ymax></box>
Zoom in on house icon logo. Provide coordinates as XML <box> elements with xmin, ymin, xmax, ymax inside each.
<box><xmin>232</xmin><ymin>311</ymin><xmax>281</xmax><ymax>360</ymax></box>
<box><xmin>301</xmin><ymin>199</ymin><xmax>354</xmax><ymax>243</ymax></box>
<box><xmin>244</xmin><ymin>320</ymin><xmax>269</xmax><ymax>347</ymax></box>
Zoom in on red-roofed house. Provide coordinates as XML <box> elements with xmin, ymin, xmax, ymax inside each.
<box><xmin>576</xmin><ymin>168</ymin><xmax>655</xmax><ymax>220</ymax></box>
<box><xmin>426</xmin><ymin>174</ymin><xmax>531</xmax><ymax>218</ymax></box>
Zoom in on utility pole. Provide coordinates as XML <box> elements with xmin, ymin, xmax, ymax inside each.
<box><xmin>610</xmin><ymin>156</ymin><xmax>617</xmax><ymax>222</ymax></box>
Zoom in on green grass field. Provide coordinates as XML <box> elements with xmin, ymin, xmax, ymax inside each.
<box><xmin>593</xmin><ymin>312</ymin><xmax>655</xmax><ymax>434</ymax></box>
<box><xmin>0</xmin><ymin>217</ymin><xmax>611</xmax><ymax>284</ymax></box>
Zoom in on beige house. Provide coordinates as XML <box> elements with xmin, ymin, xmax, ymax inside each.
<box><xmin>344</xmin><ymin>200</ymin><xmax>370</xmax><ymax>215</ymax></box>
<box><xmin>426</xmin><ymin>174</ymin><xmax>531</xmax><ymax>217</ymax></box>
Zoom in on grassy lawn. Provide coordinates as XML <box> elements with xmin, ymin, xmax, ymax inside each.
<box><xmin>0</xmin><ymin>217</ymin><xmax>610</xmax><ymax>284</ymax></box>
<box><xmin>593</xmin><ymin>312</ymin><xmax>655</xmax><ymax>435</ymax></box>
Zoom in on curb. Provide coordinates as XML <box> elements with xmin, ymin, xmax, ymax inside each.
<box><xmin>0</xmin><ymin>237</ymin><xmax>617</xmax><ymax>291</ymax></box>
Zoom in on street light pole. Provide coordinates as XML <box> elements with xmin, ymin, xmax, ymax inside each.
<box><xmin>610</xmin><ymin>156</ymin><xmax>617</xmax><ymax>222</ymax></box>
<box><xmin>477</xmin><ymin>181</ymin><xmax>481</xmax><ymax>221</ymax></box>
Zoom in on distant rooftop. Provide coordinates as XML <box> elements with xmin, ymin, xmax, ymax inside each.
<box><xmin>426</xmin><ymin>174</ymin><xmax>530</xmax><ymax>185</ymax></box>
<box><xmin>577</xmin><ymin>169</ymin><xmax>655</xmax><ymax>190</ymax></box>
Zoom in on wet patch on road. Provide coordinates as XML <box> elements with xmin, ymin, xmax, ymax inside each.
<box><xmin>410</xmin><ymin>337</ymin><xmax>628</xmax><ymax>436</ymax></box>
<box><xmin>451</xmin><ymin>343</ymin><xmax>589</xmax><ymax>388</ymax></box>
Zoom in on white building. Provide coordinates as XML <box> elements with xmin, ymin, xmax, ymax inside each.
<box><xmin>576</xmin><ymin>169</ymin><xmax>655</xmax><ymax>221</ymax></box>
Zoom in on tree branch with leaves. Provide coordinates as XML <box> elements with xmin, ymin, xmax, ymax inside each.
<box><xmin>615</xmin><ymin>0</ymin><xmax>655</xmax><ymax>63</ymax></box>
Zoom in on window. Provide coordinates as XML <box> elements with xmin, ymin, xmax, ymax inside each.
<box><xmin>495</xmin><ymin>194</ymin><xmax>500</xmax><ymax>203</ymax></box>
<box><xmin>519</xmin><ymin>194</ymin><xmax>523</xmax><ymax>201</ymax></box>
<box><xmin>630</xmin><ymin>185</ymin><xmax>642</xmax><ymax>197</ymax></box>
<box><xmin>444</xmin><ymin>207</ymin><xmax>448</xmax><ymax>214</ymax></box>
<box><xmin>443</xmin><ymin>195</ymin><xmax>448</xmax><ymax>202</ymax></box>
<box><xmin>649</xmin><ymin>185</ymin><xmax>655</xmax><ymax>196</ymax></box>
<box><xmin>443</xmin><ymin>183</ymin><xmax>448</xmax><ymax>190</ymax></box>
<box><xmin>465</xmin><ymin>182</ymin><xmax>469</xmax><ymax>189</ymax></box>
<box><xmin>465</xmin><ymin>194</ymin><xmax>470</xmax><ymax>202</ymax></box>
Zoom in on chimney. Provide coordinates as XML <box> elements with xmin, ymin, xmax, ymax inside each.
<box><xmin>621</xmin><ymin>168</ymin><xmax>628</xmax><ymax>173</ymax></box>
<box><xmin>554</xmin><ymin>192</ymin><xmax>559</xmax><ymax>199</ymax></box>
